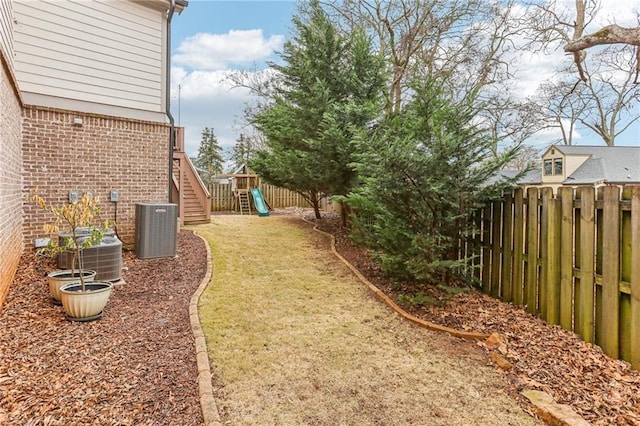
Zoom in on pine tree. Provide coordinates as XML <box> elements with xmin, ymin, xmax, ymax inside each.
<box><xmin>248</xmin><ymin>0</ymin><xmax>385</xmax><ymax>218</ymax></box>
<box><xmin>194</xmin><ymin>127</ymin><xmax>224</xmax><ymax>187</ymax></box>
<box><xmin>348</xmin><ymin>80</ymin><xmax>520</xmax><ymax>284</ymax></box>
<box><xmin>228</xmin><ymin>134</ymin><xmax>256</xmax><ymax>170</ymax></box>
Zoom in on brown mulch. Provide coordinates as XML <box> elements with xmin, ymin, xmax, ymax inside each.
<box><xmin>312</xmin><ymin>213</ymin><xmax>640</xmax><ymax>426</ymax></box>
<box><xmin>0</xmin><ymin>231</ymin><xmax>206</xmax><ymax>425</ymax></box>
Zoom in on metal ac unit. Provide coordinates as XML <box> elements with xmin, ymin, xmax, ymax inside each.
<box><xmin>135</xmin><ymin>203</ymin><xmax>178</xmax><ymax>259</ymax></box>
<box><xmin>58</xmin><ymin>228</ymin><xmax>123</xmax><ymax>281</ymax></box>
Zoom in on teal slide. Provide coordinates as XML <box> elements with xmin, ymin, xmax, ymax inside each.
<box><xmin>250</xmin><ymin>188</ymin><xmax>270</xmax><ymax>217</ymax></box>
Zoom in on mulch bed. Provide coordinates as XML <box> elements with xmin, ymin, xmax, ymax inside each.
<box><xmin>312</xmin><ymin>214</ymin><xmax>640</xmax><ymax>426</ymax></box>
<box><xmin>0</xmin><ymin>231</ymin><xmax>206</xmax><ymax>425</ymax></box>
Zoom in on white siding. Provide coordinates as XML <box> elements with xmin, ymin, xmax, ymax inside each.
<box><xmin>0</xmin><ymin>0</ymin><xmax>14</xmax><ymax>69</ymax></box>
<box><xmin>13</xmin><ymin>0</ymin><xmax>167</xmax><ymax>117</ymax></box>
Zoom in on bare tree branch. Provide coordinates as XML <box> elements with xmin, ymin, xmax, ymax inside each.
<box><xmin>565</xmin><ymin>25</ymin><xmax>640</xmax><ymax>51</ymax></box>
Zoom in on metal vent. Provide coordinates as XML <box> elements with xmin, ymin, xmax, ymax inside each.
<box><xmin>135</xmin><ymin>203</ymin><xmax>178</xmax><ymax>259</ymax></box>
<box><xmin>58</xmin><ymin>229</ymin><xmax>123</xmax><ymax>282</ymax></box>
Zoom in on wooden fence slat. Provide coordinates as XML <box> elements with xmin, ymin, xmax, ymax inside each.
<box><xmin>513</xmin><ymin>188</ymin><xmax>525</xmax><ymax>306</ymax></box>
<box><xmin>473</xmin><ymin>209</ymin><xmax>482</xmax><ymax>284</ymax></box>
<box><xmin>574</xmin><ymin>192</ymin><xmax>582</xmax><ymax>335</ymax></box>
<box><xmin>482</xmin><ymin>205</ymin><xmax>492</xmax><ymax>294</ymax></box>
<box><xmin>526</xmin><ymin>188</ymin><xmax>539</xmax><ymax>314</ymax></box>
<box><xmin>601</xmin><ymin>186</ymin><xmax>620</xmax><ymax>358</ymax></box>
<box><xmin>559</xmin><ymin>187</ymin><xmax>574</xmax><ymax>331</ymax></box>
<box><xmin>631</xmin><ymin>186</ymin><xmax>640</xmax><ymax>369</ymax></box>
<box><xmin>578</xmin><ymin>186</ymin><xmax>595</xmax><ymax>343</ymax></box>
<box><xmin>620</xmin><ymin>187</ymin><xmax>633</xmax><ymax>362</ymax></box>
<box><xmin>502</xmin><ymin>193</ymin><xmax>514</xmax><ymax>303</ymax></box>
<box><xmin>539</xmin><ymin>188</ymin><xmax>552</xmax><ymax>320</ymax></box>
<box><xmin>491</xmin><ymin>201</ymin><xmax>502</xmax><ymax>298</ymax></box>
<box><xmin>545</xmin><ymin>192</ymin><xmax>561</xmax><ymax>325</ymax></box>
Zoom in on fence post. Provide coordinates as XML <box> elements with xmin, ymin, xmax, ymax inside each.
<box><xmin>542</xmin><ymin>188</ymin><xmax>561</xmax><ymax>325</ymax></box>
<box><xmin>513</xmin><ymin>188</ymin><xmax>525</xmax><ymax>306</ymax></box>
<box><xmin>601</xmin><ymin>186</ymin><xmax>620</xmax><ymax>359</ymax></box>
<box><xmin>539</xmin><ymin>188</ymin><xmax>551</xmax><ymax>319</ymax></box>
<box><xmin>491</xmin><ymin>200</ymin><xmax>502</xmax><ymax>298</ymax></box>
<box><xmin>525</xmin><ymin>188</ymin><xmax>539</xmax><ymax>314</ymax></box>
<box><xmin>631</xmin><ymin>186</ymin><xmax>640</xmax><ymax>370</ymax></box>
<box><xmin>559</xmin><ymin>187</ymin><xmax>574</xmax><ymax>331</ymax></box>
<box><xmin>502</xmin><ymin>193</ymin><xmax>514</xmax><ymax>303</ymax></box>
<box><xmin>577</xmin><ymin>186</ymin><xmax>595</xmax><ymax>343</ymax></box>
<box><xmin>482</xmin><ymin>205</ymin><xmax>492</xmax><ymax>294</ymax></box>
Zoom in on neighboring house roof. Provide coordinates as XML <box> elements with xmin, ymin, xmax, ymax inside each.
<box><xmin>486</xmin><ymin>168</ymin><xmax>542</xmax><ymax>186</ymax></box>
<box><xmin>519</xmin><ymin>168</ymin><xmax>543</xmax><ymax>185</ymax></box>
<box><xmin>552</xmin><ymin>145</ymin><xmax>640</xmax><ymax>185</ymax></box>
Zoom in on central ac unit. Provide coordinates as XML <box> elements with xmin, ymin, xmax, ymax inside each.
<box><xmin>135</xmin><ymin>203</ymin><xmax>178</xmax><ymax>259</ymax></box>
<box><xmin>58</xmin><ymin>228</ymin><xmax>123</xmax><ymax>281</ymax></box>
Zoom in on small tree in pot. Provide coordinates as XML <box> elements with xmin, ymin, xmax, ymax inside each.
<box><xmin>32</xmin><ymin>189</ymin><xmax>114</xmax><ymax>321</ymax></box>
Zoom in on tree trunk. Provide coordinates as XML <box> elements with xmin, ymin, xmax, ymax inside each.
<box><xmin>311</xmin><ymin>191</ymin><xmax>321</xmax><ymax>219</ymax></box>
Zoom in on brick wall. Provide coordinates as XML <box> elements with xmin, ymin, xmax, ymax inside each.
<box><xmin>22</xmin><ymin>106</ymin><xmax>171</xmax><ymax>249</ymax></box>
<box><xmin>0</xmin><ymin>55</ymin><xmax>24</xmax><ymax>308</ymax></box>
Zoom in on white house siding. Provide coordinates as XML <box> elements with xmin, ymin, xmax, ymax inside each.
<box><xmin>0</xmin><ymin>0</ymin><xmax>14</xmax><ymax>68</ymax></box>
<box><xmin>0</xmin><ymin>47</ymin><xmax>23</xmax><ymax>308</ymax></box>
<box><xmin>13</xmin><ymin>0</ymin><xmax>166</xmax><ymax>121</ymax></box>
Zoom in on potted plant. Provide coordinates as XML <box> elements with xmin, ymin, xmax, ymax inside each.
<box><xmin>32</xmin><ymin>189</ymin><xmax>114</xmax><ymax>321</ymax></box>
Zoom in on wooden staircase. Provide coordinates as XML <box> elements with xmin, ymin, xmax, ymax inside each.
<box><xmin>172</xmin><ymin>128</ymin><xmax>211</xmax><ymax>225</ymax></box>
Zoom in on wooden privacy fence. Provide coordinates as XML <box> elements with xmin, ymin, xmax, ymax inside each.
<box><xmin>210</xmin><ymin>182</ymin><xmax>312</xmax><ymax>211</ymax></box>
<box><xmin>471</xmin><ymin>185</ymin><xmax>640</xmax><ymax>369</ymax></box>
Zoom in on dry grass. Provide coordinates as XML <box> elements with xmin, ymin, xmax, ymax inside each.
<box><xmin>194</xmin><ymin>216</ymin><xmax>539</xmax><ymax>425</ymax></box>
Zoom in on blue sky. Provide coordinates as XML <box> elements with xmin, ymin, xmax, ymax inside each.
<box><xmin>170</xmin><ymin>0</ymin><xmax>639</xmax><ymax>161</ymax></box>
<box><xmin>170</xmin><ymin>1</ymin><xmax>295</xmax><ymax>157</ymax></box>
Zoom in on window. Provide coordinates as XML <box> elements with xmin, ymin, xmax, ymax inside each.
<box><xmin>543</xmin><ymin>157</ymin><xmax>564</xmax><ymax>176</ymax></box>
<box><xmin>554</xmin><ymin>158</ymin><xmax>563</xmax><ymax>175</ymax></box>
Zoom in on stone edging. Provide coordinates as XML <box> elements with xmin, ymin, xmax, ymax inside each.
<box><xmin>302</xmin><ymin>217</ymin><xmax>489</xmax><ymax>341</ymax></box>
<box><xmin>189</xmin><ymin>231</ymin><xmax>222</xmax><ymax>426</ymax></box>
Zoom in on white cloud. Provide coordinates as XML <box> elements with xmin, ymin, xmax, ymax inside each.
<box><xmin>173</xmin><ymin>29</ymin><xmax>284</xmax><ymax>70</ymax></box>
<box><xmin>171</xmin><ymin>67</ymin><xmax>262</xmax><ymax>158</ymax></box>
<box><xmin>170</xmin><ymin>28</ymin><xmax>285</xmax><ymax>159</ymax></box>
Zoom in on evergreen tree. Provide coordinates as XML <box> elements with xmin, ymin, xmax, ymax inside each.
<box><xmin>248</xmin><ymin>0</ymin><xmax>385</xmax><ymax>218</ymax></box>
<box><xmin>347</xmin><ymin>80</ymin><xmax>520</xmax><ymax>284</ymax></box>
<box><xmin>194</xmin><ymin>127</ymin><xmax>224</xmax><ymax>187</ymax></box>
<box><xmin>228</xmin><ymin>134</ymin><xmax>256</xmax><ymax>170</ymax></box>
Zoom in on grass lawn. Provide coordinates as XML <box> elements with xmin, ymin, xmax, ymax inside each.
<box><xmin>193</xmin><ymin>215</ymin><xmax>538</xmax><ymax>425</ymax></box>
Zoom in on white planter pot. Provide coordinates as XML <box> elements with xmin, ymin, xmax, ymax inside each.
<box><xmin>59</xmin><ymin>282</ymin><xmax>113</xmax><ymax>321</ymax></box>
<box><xmin>47</xmin><ymin>270</ymin><xmax>96</xmax><ymax>305</ymax></box>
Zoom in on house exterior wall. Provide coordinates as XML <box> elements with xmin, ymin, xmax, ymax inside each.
<box><xmin>564</xmin><ymin>154</ymin><xmax>589</xmax><ymax>178</ymax></box>
<box><xmin>13</xmin><ymin>0</ymin><xmax>167</xmax><ymax>122</ymax></box>
<box><xmin>1</xmin><ymin>0</ymin><xmax>14</xmax><ymax>68</ymax></box>
<box><xmin>0</xmin><ymin>45</ymin><xmax>24</xmax><ymax>308</ymax></box>
<box><xmin>22</xmin><ymin>106</ymin><xmax>170</xmax><ymax>249</ymax></box>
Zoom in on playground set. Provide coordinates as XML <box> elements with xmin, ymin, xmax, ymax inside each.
<box><xmin>229</xmin><ymin>166</ymin><xmax>270</xmax><ymax>217</ymax></box>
